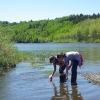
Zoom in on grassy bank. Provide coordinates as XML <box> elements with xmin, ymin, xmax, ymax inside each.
<box><xmin>0</xmin><ymin>32</ymin><xmax>33</xmax><ymax>73</ymax></box>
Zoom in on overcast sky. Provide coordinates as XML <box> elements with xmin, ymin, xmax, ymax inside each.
<box><xmin>0</xmin><ymin>0</ymin><xmax>100</xmax><ymax>22</ymax></box>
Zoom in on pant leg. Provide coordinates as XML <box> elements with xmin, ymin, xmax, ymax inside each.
<box><xmin>59</xmin><ymin>64</ymin><xmax>66</xmax><ymax>83</ymax></box>
<box><xmin>60</xmin><ymin>74</ymin><xmax>66</xmax><ymax>83</ymax></box>
<box><xmin>71</xmin><ymin>60</ymin><xmax>79</xmax><ymax>83</ymax></box>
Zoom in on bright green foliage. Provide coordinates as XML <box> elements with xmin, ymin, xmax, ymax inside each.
<box><xmin>0</xmin><ymin>13</ymin><xmax>100</xmax><ymax>43</ymax></box>
<box><xmin>0</xmin><ymin>32</ymin><xmax>32</xmax><ymax>69</ymax></box>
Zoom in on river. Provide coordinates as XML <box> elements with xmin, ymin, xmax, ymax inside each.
<box><xmin>0</xmin><ymin>43</ymin><xmax>100</xmax><ymax>100</ymax></box>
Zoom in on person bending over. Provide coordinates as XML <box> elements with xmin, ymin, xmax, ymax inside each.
<box><xmin>49</xmin><ymin>56</ymin><xmax>68</xmax><ymax>83</ymax></box>
<box><xmin>57</xmin><ymin>51</ymin><xmax>83</xmax><ymax>85</ymax></box>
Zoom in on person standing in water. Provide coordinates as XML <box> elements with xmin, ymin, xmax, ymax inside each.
<box><xmin>49</xmin><ymin>56</ymin><xmax>68</xmax><ymax>83</ymax></box>
<box><xmin>57</xmin><ymin>51</ymin><xmax>83</xmax><ymax>85</ymax></box>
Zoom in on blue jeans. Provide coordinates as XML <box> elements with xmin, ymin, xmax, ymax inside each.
<box><xmin>71</xmin><ymin>59</ymin><xmax>79</xmax><ymax>83</ymax></box>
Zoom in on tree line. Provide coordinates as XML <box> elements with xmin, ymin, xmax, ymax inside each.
<box><xmin>0</xmin><ymin>13</ymin><xmax>100</xmax><ymax>43</ymax></box>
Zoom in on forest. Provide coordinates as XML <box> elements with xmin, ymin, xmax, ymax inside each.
<box><xmin>0</xmin><ymin>13</ymin><xmax>100</xmax><ymax>43</ymax></box>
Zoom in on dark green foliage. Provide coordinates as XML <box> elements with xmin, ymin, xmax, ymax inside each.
<box><xmin>1</xmin><ymin>13</ymin><xmax>100</xmax><ymax>43</ymax></box>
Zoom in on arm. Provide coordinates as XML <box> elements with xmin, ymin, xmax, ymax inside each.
<box><xmin>52</xmin><ymin>63</ymin><xmax>56</xmax><ymax>76</ymax></box>
<box><xmin>49</xmin><ymin>63</ymin><xmax>56</xmax><ymax>81</ymax></box>
<box><xmin>61</xmin><ymin>60</ymin><xmax>68</xmax><ymax>76</ymax></box>
<box><xmin>65</xmin><ymin>62</ymin><xmax>69</xmax><ymax>78</ymax></box>
<box><xmin>69</xmin><ymin>60</ymin><xmax>73</xmax><ymax>68</ymax></box>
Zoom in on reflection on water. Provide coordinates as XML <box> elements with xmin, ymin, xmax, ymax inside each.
<box><xmin>51</xmin><ymin>82</ymin><xmax>69</xmax><ymax>100</ymax></box>
<box><xmin>51</xmin><ymin>82</ymin><xmax>83</xmax><ymax>100</ymax></box>
<box><xmin>71</xmin><ymin>86</ymin><xmax>83</xmax><ymax>100</ymax></box>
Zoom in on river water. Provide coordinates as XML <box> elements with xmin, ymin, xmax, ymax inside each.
<box><xmin>0</xmin><ymin>43</ymin><xmax>100</xmax><ymax>100</ymax></box>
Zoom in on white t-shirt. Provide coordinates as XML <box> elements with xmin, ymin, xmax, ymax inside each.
<box><xmin>64</xmin><ymin>51</ymin><xmax>80</xmax><ymax>63</ymax></box>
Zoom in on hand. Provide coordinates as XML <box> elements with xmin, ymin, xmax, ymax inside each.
<box><xmin>68</xmin><ymin>66</ymin><xmax>70</xmax><ymax>70</ymax></box>
<box><xmin>66</xmin><ymin>77</ymin><xmax>68</xmax><ymax>80</ymax></box>
<box><xmin>49</xmin><ymin>75</ymin><xmax>53</xmax><ymax>82</ymax></box>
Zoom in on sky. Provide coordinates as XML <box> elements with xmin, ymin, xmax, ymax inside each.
<box><xmin>0</xmin><ymin>0</ymin><xmax>100</xmax><ymax>23</ymax></box>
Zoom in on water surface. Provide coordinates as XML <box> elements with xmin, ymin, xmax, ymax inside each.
<box><xmin>0</xmin><ymin>43</ymin><xmax>100</xmax><ymax>100</ymax></box>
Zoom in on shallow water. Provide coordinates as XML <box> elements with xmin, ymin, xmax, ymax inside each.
<box><xmin>0</xmin><ymin>43</ymin><xmax>100</xmax><ymax>100</ymax></box>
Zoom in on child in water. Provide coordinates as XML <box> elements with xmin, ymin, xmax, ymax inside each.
<box><xmin>49</xmin><ymin>56</ymin><xmax>68</xmax><ymax>83</ymax></box>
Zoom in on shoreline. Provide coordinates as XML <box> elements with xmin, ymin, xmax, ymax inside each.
<box><xmin>83</xmin><ymin>73</ymin><xmax>100</xmax><ymax>85</ymax></box>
